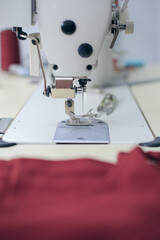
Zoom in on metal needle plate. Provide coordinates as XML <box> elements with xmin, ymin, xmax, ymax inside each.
<box><xmin>53</xmin><ymin>119</ymin><xmax>110</xmax><ymax>144</ymax></box>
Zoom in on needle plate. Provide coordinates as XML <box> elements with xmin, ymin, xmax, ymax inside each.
<box><xmin>53</xmin><ymin>119</ymin><xmax>110</xmax><ymax>144</ymax></box>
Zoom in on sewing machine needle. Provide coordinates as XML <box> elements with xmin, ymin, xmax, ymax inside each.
<box><xmin>82</xmin><ymin>92</ymin><xmax>84</xmax><ymax>113</ymax></box>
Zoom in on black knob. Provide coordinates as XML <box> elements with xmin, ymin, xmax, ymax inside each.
<box><xmin>78</xmin><ymin>43</ymin><xmax>93</xmax><ymax>58</ymax></box>
<box><xmin>61</xmin><ymin>20</ymin><xmax>76</xmax><ymax>35</ymax></box>
<box><xmin>86</xmin><ymin>65</ymin><xmax>93</xmax><ymax>71</ymax></box>
<box><xmin>78</xmin><ymin>78</ymin><xmax>91</xmax><ymax>87</ymax></box>
<box><xmin>53</xmin><ymin>65</ymin><xmax>58</xmax><ymax>70</ymax></box>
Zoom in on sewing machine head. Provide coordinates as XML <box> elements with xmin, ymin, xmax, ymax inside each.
<box><xmin>37</xmin><ymin>0</ymin><xmax>112</xmax><ymax>78</ymax></box>
<box><xmin>3</xmin><ymin>0</ymin><xmax>150</xmax><ymax>145</ymax></box>
<box><xmin>37</xmin><ymin>0</ymin><xmax>113</xmax><ymax>116</ymax></box>
<box><xmin>0</xmin><ymin>0</ymin><xmax>134</xmax><ymax>109</ymax></box>
<box><xmin>35</xmin><ymin>0</ymin><xmax>133</xmax><ymax>96</ymax></box>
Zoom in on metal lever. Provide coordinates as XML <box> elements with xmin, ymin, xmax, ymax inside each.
<box><xmin>110</xmin><ymin>25</ymin><xmax>120</xmax><ymax>49</ymax></box>
<box><xmin>28</xmin><ymin>33</ymin><xmax>41</xmax><ymax>77</ymax></box>
<box><xmin>97</xmin><ymin>94</ymin><xmax>117</xmax><ymax>115</ymax></box>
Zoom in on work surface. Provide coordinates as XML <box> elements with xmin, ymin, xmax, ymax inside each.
<box><xmin>0</xmin><ymin>65</ymin><xmax>160</xmax><ymax>162</ymax></box>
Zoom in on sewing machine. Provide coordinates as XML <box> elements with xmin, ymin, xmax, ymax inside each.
<box><xmin>0</xmin><ymin>0</ymin><xmax>155</xmax><ymax>144</ymax></box>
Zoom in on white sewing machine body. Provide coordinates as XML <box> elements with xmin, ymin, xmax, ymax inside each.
<box><xmin>37</xmin><ymin>0</ymin><xmax>112</xmax><ymax>78</ymax></box>
<box><xmin>0</xmin><ymin>0</ymin><xmax>112</xmax><ymax>77</ymax></box>
<box><xmin>0</xmin><ymin>0</ymin><xmax>155</xmax><ymax>144</ymax></box>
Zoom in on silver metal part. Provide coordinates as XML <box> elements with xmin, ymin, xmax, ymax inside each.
<box><xmin>20</xmin><ymin>33</ymin><xmax>47</xmax><ymax>94</ymax></box>
<box><xmin>0</xmin><ymin>118</ymin><xmax>12</xmax><ymax>134</ymax></box>
<box><xmin>66</xmin><ymin>116</ymin><xmax>93</xmax><ymax>126</ymax></box>
<box><xmin>76</xmin><ymin>87</ymin><xmax>83</xmax><ymax>94</ymax></box>
<box><xmin>54</xmin><ymin>119</ymin><xmax>110</xmax><ymax>144</ymax></box>
<box><xmin>82</xmin><ymin>91</ymin><xmax>84</xmax><ymax>113</ymax></box>
<box><xmin>110</xmin><ymin>24</ymin><xmax>120</xmax><ymax>49</ymax></box>
<box><xmin>66</xmin><ymin>109</ymin><xmax>100</xmax><ymax>126</ymax></box>
<box><xmin>0</xmin><ymin>118</ymin><xmax>16</xmax><ymax>147</ymax></box>
<box><xmin>65</xmin><ymin>99</ymin><xmax>75</xmax><ymax>116</ymax></box>
<box><xmin>81</xmin><ymin>109</ymin><xmax>100</xmax><ymax>118</ymax></box>
<box><xmin>97</xmin><ymin>94</ymin><xmax>117</xmax><ymax>115</ymax></box>
<box><xmin>121</xmin><ymin>0</ymin><xmax>129</xmax><ymax>13</ymax></box>
<box><xmin>76</xmin><ymin>87</ymin><xmax>85</xmax><ymax>113</ymax></box>
<box><xmin>110</xmin><ymin>1</ymin><xmax>134</xmax><ymax>48</ymax></box>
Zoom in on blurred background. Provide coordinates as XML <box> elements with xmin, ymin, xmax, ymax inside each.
<box><xmin>116</xmin><ymin>0</ymin><xmax>160</xmax><ymax>65</ymax></box>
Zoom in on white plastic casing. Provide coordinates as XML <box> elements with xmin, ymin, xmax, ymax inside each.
<box><xmin>36</xmin><ymin>0</ymin><xmax>112</xmax><ymax>78</ymax></box>
<box><xmin>0</xmin><ymin>0</ymin><xmax>35</xmax><ymax>27</ymax></box>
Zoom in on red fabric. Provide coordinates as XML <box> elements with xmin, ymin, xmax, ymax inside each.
<box><xmin>0</xmin><ymin>147</ymin><xmax>160</xmax><ymax>240</ymax></box>
<box><xmin>1</xmin><ymin>30</ymin><xmax>20</xmax><ymax>71</ymax></box>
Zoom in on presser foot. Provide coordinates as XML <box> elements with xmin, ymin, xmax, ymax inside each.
<box><xmin>66</xmin><ymin>109</ymin><xmax>100</xmax><ymax>126</ymax></box>
<box><xmin>53</xmin><ymin>118</ymin><xmax>110</xmax><ymax>144</ymax></box>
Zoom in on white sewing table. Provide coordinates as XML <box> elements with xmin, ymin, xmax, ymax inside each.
<box><xmin>0</xmin><ymin>65</ymin><xmax>160</xmax><ymax>163</ymax></box>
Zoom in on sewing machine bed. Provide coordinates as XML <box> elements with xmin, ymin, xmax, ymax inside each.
<box><xmin>3</xmin><ymin>82</ymin><xmax>154</xmax><ymax>144</ymax></box>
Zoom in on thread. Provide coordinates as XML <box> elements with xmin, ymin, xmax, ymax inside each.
<box><xmin>0</xmin><ymin>30</ymin><xmax>20</xmax><ymax>71</ymax></box>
